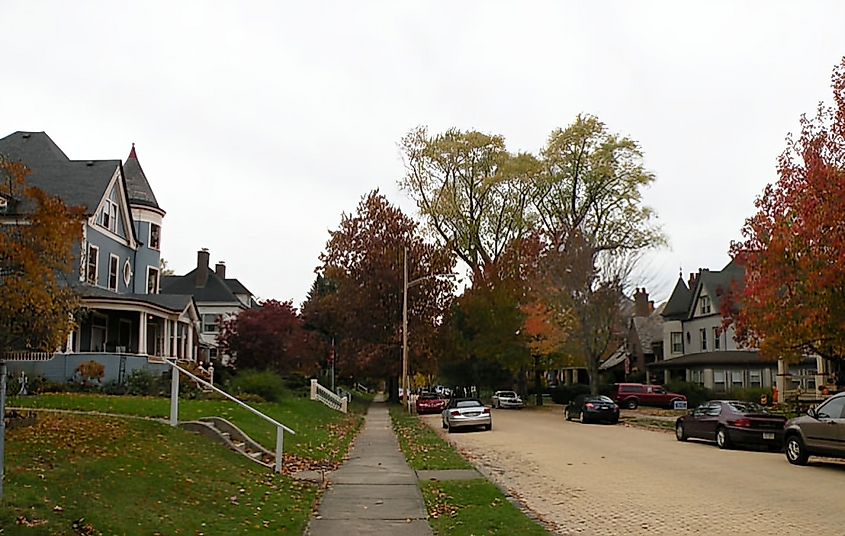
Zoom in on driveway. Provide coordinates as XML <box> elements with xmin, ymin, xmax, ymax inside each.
<box><xmin>420</xmin><ymin>406</ymin><xmax>845</xmax><ymax>535</ymax></box>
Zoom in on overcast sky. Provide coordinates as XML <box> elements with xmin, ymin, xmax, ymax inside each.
<box><xmin>2</xmin><ymin>1</ymin><xmax>844</xmax><ymax>307</ymax></box>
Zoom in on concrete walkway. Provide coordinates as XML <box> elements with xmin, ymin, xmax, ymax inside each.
<box><xmin>304</xmin><ymin>394</ymin><xmax>435</xmax><ymax>536</ymax></box>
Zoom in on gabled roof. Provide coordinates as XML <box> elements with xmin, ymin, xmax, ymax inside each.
<box><xmin>123</xmin><ymin>144</ymin><xmax>162</xmax><ymax>212</ymax></box>
<box><xmin>662</xmin><ymin>260</ymin><xmax>743</xmax><ymax>321</ymax></box>
<box><xmin>0</xmin><ymin>131</ymin><xmax>121</xmax><ymax>215</ymax></box>
<box><xmin>77</xmin><ymin>285</ymin><xmax>196</xmax><ymax>315</ymax></box>
<box><xmin>161</xmin><ymin>270</ymin><xmax>243</xmax><ymax>304</ymax></box>
<box><xmin>225</xmin><ymin>278</ymin><xmax>252</xmax><ymax>296</ymax></box>
<box><xmin>631</xmin><ymin>301</ymin><xmax>666</xmax><ymax>349</ymax></box>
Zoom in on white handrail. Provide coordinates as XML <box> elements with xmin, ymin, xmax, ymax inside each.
<box><xmin>310</xmin><ymin>379</ymin><xmax>348</xmax><ymax>413</ymax></box>
<box><xmin>166</xmin><ymin>360</ymin><xmax>294</xmax><ymax>473</ymax></box>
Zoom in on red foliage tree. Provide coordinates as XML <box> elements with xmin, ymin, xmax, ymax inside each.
<box><xmin>217</xmin><ymin>299</ymin><xmax>317</xmax><ymax>375</ymax></box>
<box><xmin>725</xmin><ymin>57</ymin><xmax>845</xmax><ymax>364</ymax></box>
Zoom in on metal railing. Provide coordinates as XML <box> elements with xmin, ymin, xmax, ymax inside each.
<box><xmin>166</xmin><ymin>360</ymin><xmax>294</xmax><ymax>473</ymax></box>
<box><xmin>310</xmin><ymin>379</ymin><xmax>348</xmax><ymax>413</ymax></box>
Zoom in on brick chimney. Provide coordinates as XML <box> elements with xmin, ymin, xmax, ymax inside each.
<box><xmin>688</xmin><ymin>272</ymin><xmax>698</xmax><ymax>290</ymax></box>
<box><xmin>196</xmin><ymin>249</ymin><xmax>210</xmax><ymax>287</ymax></box>
<box><xmin>215</xmin><ymin>261</ymin><xmax>226</xmax><ymax>279</ymax></box>
<box><xmin>634</xmin><ymin>287</ymin><xmax>651</xmax><ymax>317</ymax></box>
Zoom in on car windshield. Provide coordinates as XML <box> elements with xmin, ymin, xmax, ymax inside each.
<box><xmin>727</xmin><ymin>401</ymin><xmax>770</xmax><ymax>414</ymax></box>
<box><xmin>498</xmin><ymin>391</ymin><xmax>517</xmax><ymax>397</ymax></box>
<box><xmin>588</xmin><ymin>396</ymin><xmax>615</xmax><ymax>403</ymax></box>
<box><xmin>455</xmin><ymin>399</ymin><xmax>483</xmax><ymax>408</ymax></box>
<box><xmin>419</xmin><ymin>393</ymin><xmax>439</xmax><ymax>400</ymax></box>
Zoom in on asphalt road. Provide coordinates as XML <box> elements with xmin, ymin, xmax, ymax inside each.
<box><xmin>420</xmin><ymin>406</ymin><xmax>845</xmax><ymax>535</ymax></box>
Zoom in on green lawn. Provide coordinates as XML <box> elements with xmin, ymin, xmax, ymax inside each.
<box><xmin>8</xmin><ymin>392</ymin><xmax>362</xmax><ymax>462</ymax></box>
<box><xmin>389</xmin><ymin>406</ymin><xmax>473</xmax><ymax>470</ymax></box>
<box><xmin>1</xmin><ymin>413</ymin><xmax>319</xmax><ymax>534</ymax></box>
<box><xmin>1</xmin><ymin>392</ymin><xmax>368</xmax><ymax>534</ymax></box>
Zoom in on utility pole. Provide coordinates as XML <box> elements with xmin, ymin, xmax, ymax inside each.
<box><xmin>402</xmin><ymin>247</ymin><xmax>409</xmax><ymax>412</ymax></box>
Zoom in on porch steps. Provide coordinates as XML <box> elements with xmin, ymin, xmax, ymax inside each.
<box><xmin>179</xmin><ymin>416</ymin><xmax>276</xmax><ymax>470</ymax></box>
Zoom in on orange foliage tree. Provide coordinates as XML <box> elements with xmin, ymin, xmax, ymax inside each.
<box><xmin>0</xmin><ymin>156</ymin><xmax>85</xmax><ymax>355</ymax></box>
<box><xmin>725</xmin><ymin>57</ymin><xmax>845</xmax><ymax>364</ymax></box>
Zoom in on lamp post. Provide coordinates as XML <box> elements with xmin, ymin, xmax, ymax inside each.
<box><xmin>402</xmin><ymin>247</ymin><xmax>455</xmax><ymax>412</ymax></box>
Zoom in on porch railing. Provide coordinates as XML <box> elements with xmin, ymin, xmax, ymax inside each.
<box><xmin>310</xmin><ymin>379</ymin><xmax>348</xmax><ymax>413</ymax></box>
<box><xmin>166</xmin><ymin>360</ymin><xmax>295</xmax><ymax>473</ymax></box>
<box><xmin>2</xmin><ymin>351</ymin><xmax>55</xmax><ymax>361</ymax></box>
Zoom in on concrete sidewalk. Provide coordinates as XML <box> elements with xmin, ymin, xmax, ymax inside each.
<box><xmin>304</xmin><ymin>394</ymin><xmax>434</xmax><ymax>536</ymax></box>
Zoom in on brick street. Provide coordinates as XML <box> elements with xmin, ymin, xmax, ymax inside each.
<box><xmin>421</xmin><ymin>407</ymin><xmax>845</xmax><ymax>535</ymax></box>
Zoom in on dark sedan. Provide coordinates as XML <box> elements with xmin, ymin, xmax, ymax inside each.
<box><xmin>675</xmin><ymin>400</ymin><xmax>787</xmax><ymax>451</ymax></box>
<box><xmin>565</xmin><ymin>395</ymin><xmax>620</xmax><ymax>424</ymax></box>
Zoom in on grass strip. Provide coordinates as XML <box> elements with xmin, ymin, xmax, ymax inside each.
<box><xmin>389</xmin><ymin>405</ymin><xmax>473</xmax><ymax>470</ymax></box>
<box><xmin>421</xmin><ymin>479</ymin><xmax>550</xmax><ymax>536</ymax></box>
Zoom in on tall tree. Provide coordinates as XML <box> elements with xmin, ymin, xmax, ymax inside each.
<box><xmin>304</xmin><ymin>190</ymin><xmax>455</xmax><ymax>387</ymax></box>
<box><xmin>0</xmin><ymin>156</ymin><xmax>85</xmax><ymax>355</ymax></box>
<box><xmin>399</xmin><ymin>127</ymin><xmax>535</xmax><ymax>283</ymax></box>
<box><xmin>725</xmin><ymin>57</ymin><xmax>845</xmax><ymax>364</ymax></box>
<box><xmin>216</xmin><ymin>299</ymin><xmax>317</xmax><ymax>375</ymax></box>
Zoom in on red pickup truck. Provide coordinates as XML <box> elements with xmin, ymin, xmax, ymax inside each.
<box><xmin>611</xmin><ymin>383</ymin><xmax>686</xmax><ymax>409</ymax></box>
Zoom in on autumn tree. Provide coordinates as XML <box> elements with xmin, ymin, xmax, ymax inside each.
<box><xmin>725</xmin><ymin>57</ymin><xmax>845</xmax><ymax>365</ymax></box>
<box><xmin>216</xmin><ymin>299</ymin><xmax>317</xmax><ymax>375</ymax></box>
<box><xmin>0</xmin><ymin>156</ymin><xmax>85</xmax><ymax>355</ymax></box>
<box><xmin>302</xmin><ymin>190</ymin><xmax>455</xmax><ymax>394</ymax></box>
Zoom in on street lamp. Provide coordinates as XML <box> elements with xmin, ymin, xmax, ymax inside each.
<box><xmin>402</xmin><ymin>246</ymin><xmax>455</xmax><ymax>412</ymax></box>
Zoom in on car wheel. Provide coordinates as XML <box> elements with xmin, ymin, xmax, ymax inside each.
<box><xmin>442</xmin><ymin>419</ymin><xmax>447</xmax><ymax>430</ymax></box>
<box><xmin>485</xmin><ymin>423</ymin><xmax>492</xmax><ymax>431</ymax></box>
<box><xmin>624</xmin><ymin>399</ymin><xmax>638</xmax><ymax>410</ymax></box>
<box><xmin>785</xmin><ymin>435</ymin><xmax>809</xmax><ymax>465</ymax></box>
<box><xmin>579</xmin><ymin>411</ymin><xmax>588</xmax><ymax>424</ymax></box>
<box><xmin>675</xmin><ymin>421</ymin><xmax>688</xmax><ymax>442</ymax></box>
<box><xmin>716</xmin><ymin>426</ymin><xmax>732</xmax><ymax>449</ymax></box>
<box><xmin>565</xmin><ymin>410</ymin><xmax>571</xmax><ymax>421</ymax></box>
<box><xmin>496</xmin><ymin>401</ymin><xmax>500</xmax><ymax>409</ymax></box>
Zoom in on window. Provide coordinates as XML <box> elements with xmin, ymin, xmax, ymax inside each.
<box><xmin>203</xmin><ymin>314</ymin><xmax>219</xmax><ymax>333</ymax></box>
<box><xmin>691</xmin><ymin>370</ymin><xmax>704</xmax><ymax>385</ymax></box>
<box><xmin>731</xmin><ymin>371</ymin><xmax>743</xmax><ymax>389</ymax></box>
<box><xmin>817</xmin><ymin>397</ymin><xmax>845</xmax><ymax>419</ymax></box>
<box><xmin>100</xmin><ymin>199</ymin><xmax>118</xmax><ymax>232</ymax></box>
<box><xmin>149</xmin><ymin>223</ymin><xmax>161</xmax><ymax>250</ymax></box>
<box><xmin>123</xmin><ymin>260</ymin><xmax>132</xmax><ymax>287</ymax></box>
<box><xmin>86</xmin><ymin>244</ymin><xmax>99</xmax><ymax>285</ymax></box>
<box><xmin>714</xmin><ymin>371</ymin><xmax>726</xmax><ymax>391</ymax></box>
<box><xmin>699</xmin><ymin>296</ymin><xmax>711</xmax><ymax>315</ymax></box>
<box><xmin>713</xmin><ymin>327</ymin><xmax>721</xmax><ymax>349</ymax></box>
<box><xmin>750</xmin><ymin>370</ymin><xmax>761</xmax><ymax>388</ymax></box>
<box><xmin>700</xmin><ymin>328</ymin><xmax>707</xmax><ymax>351</ymax></box>
<box><xmin>108</xmin><ymin>254</ymin><xmax>119</xmax><ymax>291</ymax></box>
<box><xmin>670</xmin><ymin>332</ymin><xmax>683</xmax><ymax>353</ymax></box>
<box><xmin>147</xmin><ymin>267</ymin><xmax>159</xmax><ymax>294</ymax></box>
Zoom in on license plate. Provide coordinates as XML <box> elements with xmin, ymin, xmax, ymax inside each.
<box><xmin>465</xmin><ymin>412</ymin><xmax>479</xmax><ymax>417</ymax></box>
<box><xmin>763</xmin><ymin>433</ymin><xmax>775</xmax><ymax>440</ymax></box>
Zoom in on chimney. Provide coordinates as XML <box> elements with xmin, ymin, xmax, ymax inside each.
<box><xmin>215</xmin><ymin>261</ymin><xmax>226</xmax><ymax>279</ymax></box>
<box><xmin>634</xmin><ymin>287</ymin><xmax>650</xmax><ymax>317</ymax></box>
<box><xmin>688</xmin><ymin>272</ymin><xmax>697</xmax><ymax>289</ymax></box>
<box><xmin>196</xmin><ymin>249</ymin><xmax>210</xmax><ymax>287</ymax></box>
<box><xmin>648</xmin><ymin>300</ymin><xmax>655</xmax><ymax>314</ymax></box>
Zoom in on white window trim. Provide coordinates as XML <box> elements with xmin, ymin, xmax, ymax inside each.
<box><xmin>123</xmin><ymin>259</ymin><xmax>132</xmax><ymax>287</ymax></box>
<box><xmin>149</xmin><ymin>223</ymin><xmax>161</xmax><ymax>251</ymax></box>
<box><xmin>700</xmin><ymin>328</ymin><xmax>707</xmax><ymax>351</ymax></box>
<box><xmin>87</xmin><ymin>244</ymin><xmax>99</xmax><ymax>285</ymax></box>
<box><xmin>108</xmin><ymin>254</ymin><xmax>119</xmax><ymax>291</ymax></box>
<box><xmin>670</xmin><ymin>332</ymin><xmax>683</xmax><ymax>354</ymax></box>
<box><xmin>700</xmin><ymin>295</ymin><xmax>711</xmax><ymax>315</ymax></box>
<box><xmin>146</xmin><ymin>266</ymin><xmax>160</xmax><ymax>294</ymax></box>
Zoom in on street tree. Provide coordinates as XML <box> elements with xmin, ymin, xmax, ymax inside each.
<box><xmin>725</xmin><ymin>57</ymin><xmax>845</xmax><ymax>365</ymax></box>
<box><xmin>0</xmin><ymin>156</ymin><xmax>85</xmax><ymax>355</ymax></box>
<box><xmin>304</xmin><ymin>190</ymin><xmax>455</xmax><ymax>391</ymax></box>
<box><xmin>216</xmin><ymin>299</ymin><xmax>317</xmax><ymax>375</ymax></box>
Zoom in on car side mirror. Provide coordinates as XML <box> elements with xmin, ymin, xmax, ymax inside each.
<box><xmin>807</xmin><ymin>408</ymin><xmax>817</xmax><ymax>419</ymax></box>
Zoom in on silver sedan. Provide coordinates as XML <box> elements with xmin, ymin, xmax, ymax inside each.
<box><xmin>442</xmin><ymin>398</ymin><xmax>492</xmax><ymax>432</ymax></box>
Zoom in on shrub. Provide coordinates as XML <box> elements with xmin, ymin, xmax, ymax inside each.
<box><xmin>73</xmin><ymin>360</ymin><xmax>105</xmax><ymax>390</ymax></box>
<box><xmin>727</xmin><ymin>387</ymin><xmax>773</xmax><ymax>404</ymax></box>
<box><xmin>126</xmin><ymin>368</ymin><xmax>169</xmax><ymax>397</ymax></box>
<box><xmin>102</xmin><ymin>380</ymin><xmax>128</xmax><ymax>395</ymax></box>
<box><xmin>28</xmin><ymin>375</ymin><xmax>66</xmax><ymax>394</ymax></box>
<box><xmin>227</xmin><ymin>369</ymin><xmax>287</xmax><ymax>402</ymax></box>
<box><xmin>665</xmin><ymin>381</ymin><xmax>715</xmax><ymax>408</ymax></box>
<box><xmin>548</xmin><ymin>383</ymin><xmax>592</xmax><ymax>405</ymax></box>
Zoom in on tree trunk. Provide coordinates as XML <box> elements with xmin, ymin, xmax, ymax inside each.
<box><xmin>534</xmin><ymin>355</ymin><xmax>543</xmax><ymax>406</ymax></box>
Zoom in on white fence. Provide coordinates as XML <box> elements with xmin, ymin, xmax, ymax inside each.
<box><xmin>310</xmin><ymin>379</ymin><xmax>348</xmax><ymax>413</ymax></box>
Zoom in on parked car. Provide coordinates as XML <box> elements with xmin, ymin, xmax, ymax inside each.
<box><xmin>611</xmin><ymin>382</ymin><xmax>686</xmax><ymax>409</ymax></box>
<box><xmin>783</xmin><ymin>391</ymin><xmax>845</xmax><ymax>465</ymax></box>
<box><xmin>442</xmin><ymin>397</ymin><xmax>492</xmax><ymax>432</ymax></box>
<box><xmin>565</xmin><ymin>394</ymin><xmax>620</xmax><ymax>424</ymax></box>
<box><xmin>491</xmin><ymin>390</ymin><xmax>523</xmax><ymax>409</ymax></box>
<box><xmin>675</xmin><ymin>400</ymin><xmax>786</xmax><ymax>451</ymax></box>
<box><xmin>416</xmin><ymin>392</ymin><xmax>447</xmax><ymax>414</ymax></box>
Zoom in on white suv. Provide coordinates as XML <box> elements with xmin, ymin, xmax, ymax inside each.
<box><xmin>492</xmin><ymin>390</ymin><xmax>523</xmax><ymax>409</ymax></box>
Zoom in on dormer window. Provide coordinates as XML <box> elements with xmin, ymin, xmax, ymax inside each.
<box><xmin>101</xmin><ymin>199</ymin><xmax>118</xmax><ymax>232</ymax></box>
<box><xmin>699</xmin><ymin>295</ymin><xmax>711</xmax><ymax>315</ymax></box>
<box><xmin>149</xmin><ymin>223</ymin><xmax>161</xmax><ymax>250</ymax></box>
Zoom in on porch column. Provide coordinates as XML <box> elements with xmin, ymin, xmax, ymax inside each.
<box><xmin>138</xmin><ymin>312</ymin><xmax>147</xmax><ymax>355</ymax></box>
<box><xmin>66</xmin><ymin>331</ymin><xmax>74</xmax><ymax>353</ymax></box>
<box><xmin>164</xmin><ymin>320</ymin><xmax>172</xmax><ymax>358</ymax></box>
<box><xmin>186</xmin><ymin>323</ymin><xmax>194</xmax><ymax>362</ymax></box>
<box><xmin>776</xmin><ymin>359</ymin><xmax>790</xmax><ymax>402</ymax></box>
<box><xmin>815</xmin><ymin>356</ymin><xmax>828</xmax><ymax>392</ymax></box>
<box><xmin>664</xmin><ymin>370</ymin><xmax>671</xmax><ymax>384</ymax></box>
